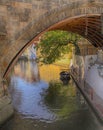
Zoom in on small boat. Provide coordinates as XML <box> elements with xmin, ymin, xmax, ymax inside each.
<box><xmin>60</xmin><ymin>71</ymin><xmax>71</xmax><ymax>85</ymax></box>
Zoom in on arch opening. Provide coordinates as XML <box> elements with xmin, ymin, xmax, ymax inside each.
<box><xmin>3</xmin><ymin>13</ymin><xmax>103</xmax><ymax>78</ymax></box>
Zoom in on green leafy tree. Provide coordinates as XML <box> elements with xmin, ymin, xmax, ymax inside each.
<box><xmin>36</xmin><ymin>30</ymin><xmax>80</xmax><ymax>64</ymax></box>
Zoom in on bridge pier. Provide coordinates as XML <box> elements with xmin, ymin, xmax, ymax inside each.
<box><xmin>0</xmin><ymin>78</ymin><xmax>14</xmax><ymax>126</ymax></box>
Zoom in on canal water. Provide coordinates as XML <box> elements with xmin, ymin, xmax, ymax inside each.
<box><xmin>1</xmin><ymin>60</ymin><xmax>103</xmax><ymax>130</ymax></box>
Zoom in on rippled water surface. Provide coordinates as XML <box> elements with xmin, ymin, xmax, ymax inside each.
<box><xmin>1</xmin><ymin>60</ymin><xmax>103</xmax><ymax>130</ymax></box>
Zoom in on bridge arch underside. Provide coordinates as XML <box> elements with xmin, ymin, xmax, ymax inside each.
<box><xmin>49</xmin><ymin>14</ymin><xmax>103</xmax><ymax>48</ymax></box>
<box><xmin>2</xmin><ymin>7</ymin><xmax>103</xmax><ymax>78</ymax></box>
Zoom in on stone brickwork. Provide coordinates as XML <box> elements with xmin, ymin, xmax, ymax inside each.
<box><xmin>0</xmin><ymin>96</ymin><xmax>14</xmax><ymax>125</ymax></box>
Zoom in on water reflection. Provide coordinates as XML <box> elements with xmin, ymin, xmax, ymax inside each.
<box><xmin>2</xmin><ymin>60</ymin><xmax>103</xmax><ymax>130</ymax></box>
<box><xmin>10</xmin><ymin>60</ymin><xmax>86</xmax><ymax>122</ymax></box>
<box><xmin>13</xmin><ymin>60</ymin><xmax>39</xmax><ymax>82</ymax></box>
<box><xmin>10</xmin><ymin>61</ymin><xmax>58</xmax><ymax>122</ymax></box>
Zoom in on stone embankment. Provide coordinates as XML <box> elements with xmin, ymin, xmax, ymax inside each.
<box><xmin>0</xmin><ymin>96</ymin><xmax>14</xmax><ymax>125</ymax></box>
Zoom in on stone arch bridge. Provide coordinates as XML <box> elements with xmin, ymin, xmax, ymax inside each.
<box><xmin>0</xmin><ymin>0</ymin><xmax>103</xmax><ymax>125</ymax></box>
<box><xmin>0</xmin><ymin>0</ymin><xmax>103</xmax><ymax>80</ymax></box>
<box><xmin>0</xmin><ymin>0</ymin><xmax>103</xmax><ymax>123</ymax></box>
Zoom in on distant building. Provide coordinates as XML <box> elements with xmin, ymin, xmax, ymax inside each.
<box><xmin>20</xmin><ymin>44</ymin><xmax>37</xmax><ymax>60</ymax></box>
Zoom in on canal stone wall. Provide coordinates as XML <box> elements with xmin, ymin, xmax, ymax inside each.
<box><xmin>0</xmin><ymin>96</ymin><xmax>14</xmax><ymax>125</ymax></box>
<box><xmin>71</xmin><ymin>48</ymin><xmax>103</xmax><ymax>122</ymax></box>
<box><xmin>0</xmin><ymin>77</ymin><xmax>14</xmax><ymax>126</ymax></box>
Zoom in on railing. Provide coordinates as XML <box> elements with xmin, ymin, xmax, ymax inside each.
<box><xmin>78</xmin><ymin>46</ymin><xmax>98</xmax><ymax>56</ymax></box>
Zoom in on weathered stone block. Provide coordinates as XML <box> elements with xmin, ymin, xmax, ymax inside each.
<box><xmin>0</xmin><ymin>96</ymin><xmax>14</xmax><ymax>125</ymax></box>
<box><xmin>19</xmin><ymin>8</ymin><xmax>31</xmax><ymax>22</ymax></box>
<box><xmin>0</xmin><ymin>87</ymin><xmax>4</xmax><ymax>98</ymax></box>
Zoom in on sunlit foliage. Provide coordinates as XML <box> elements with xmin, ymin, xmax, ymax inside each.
<box><xmin>36</xmin><ymin>31</ymin><xmax>80</xmax><ymax>64</ymax></box>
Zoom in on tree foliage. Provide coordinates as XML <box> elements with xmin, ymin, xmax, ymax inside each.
<box><xmin>36</xmin><ymin>30</ymin><xmax>80</xmax><ymax>64</ymax></box>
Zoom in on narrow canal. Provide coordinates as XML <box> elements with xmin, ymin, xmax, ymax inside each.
<box><xmin>1</xmin><ymin>60</ymin><xmax>103</xmax><ymax>130</ymax></box>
